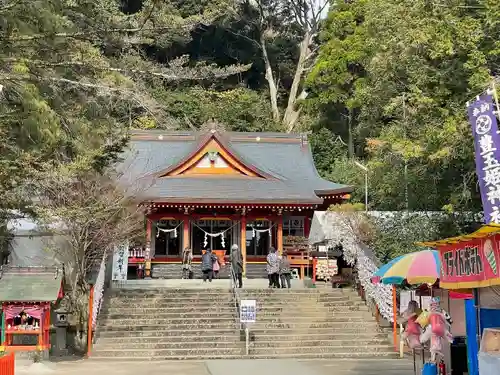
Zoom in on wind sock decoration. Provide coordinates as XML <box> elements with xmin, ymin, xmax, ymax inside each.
<box><xmin>402</xmin><ymin>300</ymin><xmax>422</xmax><ymax>349</ymax></box>
<box><xmin>420</xmin><ymin>297</ymin><xmax>453</xmax><ymax>361</ymax></box>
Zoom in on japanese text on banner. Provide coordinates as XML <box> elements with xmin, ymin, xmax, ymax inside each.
<box><xmin>468</xmin><ymin>95</ymin><xmax>500</xmax><ymax>224</ymax></box>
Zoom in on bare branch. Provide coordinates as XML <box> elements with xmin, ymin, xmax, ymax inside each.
<box><xmin>1</xmin><ymin>57</ymin><xmax>252</xmax><ymax>81</ymax></box>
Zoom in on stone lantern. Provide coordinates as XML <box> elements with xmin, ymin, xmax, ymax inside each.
<box><xmin>53</xmin><ymin>298</ymin><xmax>71</xmax><ymax>356</ymax></box>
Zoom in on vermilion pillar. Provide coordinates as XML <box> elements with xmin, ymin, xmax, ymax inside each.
<box><xmin>240</xmin><ymin>215</ymin><xmax>247</xmax><ymax>276</ymax></box>
<box><xmin>183</xmin><ymin>215</ymin><xmax>190</xmax><ymax>250</ymax></box>
<box><xmin>277</xmin><ymin>215</ymin><xmax>283</xmax><ymax>255</ymax></box>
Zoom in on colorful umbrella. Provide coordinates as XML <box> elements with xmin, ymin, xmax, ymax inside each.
<box><xmin>371</xmin><ymin>249</ymin><xmax>441</xmax><ymax>285</ymax></box>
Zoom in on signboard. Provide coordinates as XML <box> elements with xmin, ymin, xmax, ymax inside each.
<box><xmin>240</xmin><ymin>299</ymin><xmax>256</xmax><ymax>323</ymax></box>
<box><xmin>112</xmin><ymin>242</ymin><xmax>129</xmax><ymax>281</ymax></box>
<box><xmin>439</xmin><ymin>236</ymin><xmax>500</xmax><ymax>289</ymax></box>
<box><xmin>467</xmin><ymin>94</ymin><xmax>500</xmax><ymax>224</ymax></box>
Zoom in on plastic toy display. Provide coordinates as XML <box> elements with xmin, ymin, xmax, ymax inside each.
<box><xmin>402</xmin><ymin>297</ymin><xmax>453</xmax><ymax>362</ymax></box>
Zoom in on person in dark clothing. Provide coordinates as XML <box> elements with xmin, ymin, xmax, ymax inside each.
<box><xmin>279</xmin><ymin>250</ymin><xmax>292</xmax><ymax>289</ymax></box>
<box><xmin>201</xmin><ymin>248</ymin><xmax>217</xmax><ymax>282</ymax></box>
<box><xmin>230</xmin><ymin>244</ymin><xmax>243</xmax><ymax>288</ymax></box>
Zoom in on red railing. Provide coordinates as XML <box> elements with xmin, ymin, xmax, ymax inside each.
<box><xmin>0</xmin><ymin>352</ymin><xmax>15</xmax><ymax>375</ymax></box>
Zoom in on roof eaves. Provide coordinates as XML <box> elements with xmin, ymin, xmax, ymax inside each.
<box><xmin>145</xmin><ymin>197</ymin><xmax>323</xmax><ymax>205</ymax></box>
<box><xmin>153</xmin><ymin>131</ymin><xmax>277</xmax><ymax>180</ymax></box>
<box><xmin>315</xmin><ymin>185</ymin><xmax>354</xmax><ymax>196</ymax></box>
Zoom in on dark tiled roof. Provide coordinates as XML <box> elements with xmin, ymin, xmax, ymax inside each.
<box><xmin>0</xmin><ymin>267</ymin><xmax>62</xmax><ymax>302</ymax></box>
<box><xmin>118</xmin><ymin>130</ymin><xmax>352</xmax><ymax>204</ymax></box>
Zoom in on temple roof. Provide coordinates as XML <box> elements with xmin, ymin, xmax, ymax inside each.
<box><xmin>0</xmin><ymin>267</ymin><xmax>62</xmax><ymax>302</ymax></box>
<box><xmin>119</xmin><ymin>130</ymin><xmax>352</xmax><ymax>205</ymax></box>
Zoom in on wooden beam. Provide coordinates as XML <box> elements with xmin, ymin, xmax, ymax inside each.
<box><xmin>241</xmin><ymin>215</ymin><xmax>247</xmax><ymax>276</ymax></box>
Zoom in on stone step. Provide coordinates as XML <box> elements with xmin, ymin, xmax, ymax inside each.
<box><xmin>110</xmin><ymin>288</ymin><xmax>350</xmax><ymax>295</ymax></box>
<box><xmin>94</xmin><ymin>341</ymin><xmax>243</xmax><ymax>350</ymax></box>
<box><xmin>106</xmin><ymin>294</ymin><xmax>354</xmax><ymax>301</ymax></box>
<box><xmin>98</xmin><ymin>322</ymin><xmax>379</xmax><ymax>336</ymax></box>
<box><xmin>97</xmin><ymin>325</ymin><xmax>381</xmax><ymax>336</ymax></box>
<box><xmin>249</xmin><ymin>344</ymin><xmax>394</xmax><ymax>354</ymax></box>
<box><xmin>99</xmin><ymin>305</ymin><xmax>370</xmax><ymax>315</ymax></box>
<box><xmin>106</xmin><ymin>297</ymin><xmax>234</xmax><ymax>303</ymax></box>
<box><xmin>97</xmin><ymin>328</ymin><xmax>239</xmax><ymax>337</ymax></box>
<box><xmin>96</xmin><ymin>335</ymin><xmax>241</xmax><ymax>343</ymax></box>
<box><xmin>95</xmin><ymin>332</ymin><xmax>388</xmax><ymax>344</ymax></box>
<box><xmin>98</xmin><ymin>322</ymin><xmax>237</xmax><ymax>330</ymax></box>
<box><xmin>109</xmin><ymin>290</ymin><xmax>354</xmax><ymax>296</ymax></box>
<box><xmin>91</xmin><ymin>345</ymin><xmax>394</xmax><ymax>358</ymax></box>
<box><xmin>100</xmin><ymin>312</ymin><xmax>237</xmax><ymax>319</ymax></box>
<box><xmin>98</xmin><ymin>318</ymin><xmax>237</xmax><ymax>327</ymax></box>
<box><xmin>99</xmin><ymin>312</ymin><xmax>372</xmax><ymax>321</ymax></box>
<box><xmin>94</xmin><ymin>338</ymin><xmax>389</xmax><ymax>350</ymax></box>
<box><xmin>104</xmin><ymin>300</ymin><xmax>362</xmax><ymax>308</ymax></box>
<box><xmin>92</xmin><ymin>347</ymin><xmax>245</xmax><ymax>357</ymax></box>
<box><xmin>88</xmin><ymin>350</ymin><xmax>399</xmax><ymax>360</ymax></box>
<box><xmin>99</xmin><ymin>317</ymin><xmax>377</xmax><ymax>326</ymax></box>
<box><xmin>250</xmin><ymin>338</ymin><xmax>390</xmax><ymax>348</ymax></box>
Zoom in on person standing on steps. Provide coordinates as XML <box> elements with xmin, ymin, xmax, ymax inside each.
<box><xmin>266</xmin><ymin>247</ymin><xmax>280</xmax><ymax>288</ymax></box>
<box><xmin>212</xmin><ymin>253</ymin><xmax>220</xmax><ymax>279</ymax></box>
<box><xmin>279</xmin><ymin>250</ymin><xmax>292</xmax><ymax>289</ymax></box>
<box><xmin>230</xmin><ymin>244</ymin><xmax>243</xmax><ymax>288</ymax></box>
<box><xmin>181</xmin><ymin>247</ymin><xmax>193</xmax><ymax>279</ymax></box>
<box><xmin>201</xmin><ymin>247</ymin><xmax>217</xmax><ymax>282</ymax></box>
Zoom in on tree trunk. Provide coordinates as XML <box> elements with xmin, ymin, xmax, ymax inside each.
<box><xmin>283</xmin><ymin>32</ymin><xmax>312</xmax><ymax>133</ymax></box>
<box><xmin>260</xmin><ymin>33</ymin><xmax>280</xmax><ymax>123</ymax></box>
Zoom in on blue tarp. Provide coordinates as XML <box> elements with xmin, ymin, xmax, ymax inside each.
<box><xmin>479</xmin><ymin>308</ymin><xmax>500</xmax><ymax>334</ymax></box>
<box><xmin>465</xmin><ymin>299</ymin><xmax>479</xmax><ymax>375</ymax></box>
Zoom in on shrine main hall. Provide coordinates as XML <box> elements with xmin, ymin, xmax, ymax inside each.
<box><xmin>121</xmin><ymin>128</ymin><xmax>352</xmax><ymax>278</ymax></box>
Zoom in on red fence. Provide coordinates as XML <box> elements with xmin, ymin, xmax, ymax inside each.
<box><xmin>0</xmin><ymin>352</ymin><xmax>14</xmax><ymax>375</ymax></box>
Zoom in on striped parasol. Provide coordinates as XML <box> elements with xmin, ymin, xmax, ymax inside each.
<box><xmin>371</xmin><ymin>249</ymin><xmax>441</xmax><ymax>285</ymax></box>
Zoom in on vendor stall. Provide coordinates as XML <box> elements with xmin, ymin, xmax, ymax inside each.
<box><xmin>0</xmin><ymin>266</ymin><xmax>63</xmax><ymax>352</ymax></box>
<box><xmin>418</xmin><ymin>224</ymin><xmax>500</xmax><ymax>375</ymax></box>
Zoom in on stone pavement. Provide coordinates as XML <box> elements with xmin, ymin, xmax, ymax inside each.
<box><xmin>15</xmin><ymin>358</ymin><xmax>417</xmax><ymax>375</ymax></box>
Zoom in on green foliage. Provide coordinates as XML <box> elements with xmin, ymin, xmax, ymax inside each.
<box><xmin>307</xmin><ymin>0</ymin><xmax>499</xmax><ymax>212</ymax></box>
<box><xmin>309</xmin><ymin>128</ymin><xmax>348</xmax><ymax>175</ymax></box>
<box><xmin>151</xmin><ymin>87</ymin><xmax>279</xmax><ymax>131</ymax></box>
<box><xmin>0</xmin><ymin>0</ymin><xmax>253</xmax><ymax>221</ymax></box>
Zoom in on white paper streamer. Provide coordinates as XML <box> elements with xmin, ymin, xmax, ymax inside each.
<box><xmin>92</xmin><ymin>252</ymin><xmax>107</xmax><ymax>330</ymax></box>
<box><xmin>156</xmin><ymin>223</ymin><xmax>182</xmax><ymax>238</ymax></box>
<box><xmin>251</xmin><ymin>224</ymin><xmax>275</xmax><ymax>244</ymax></box>
<box><xmin>322</xmin><ymin>212</ymin><xmax>395</xmax><ymax>322</ymax></box>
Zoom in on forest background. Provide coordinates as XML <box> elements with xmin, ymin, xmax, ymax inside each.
<box><xmin>1</xmin><ymin>0</ymin><xmax>499</xmax><ymax>263</ymax></box>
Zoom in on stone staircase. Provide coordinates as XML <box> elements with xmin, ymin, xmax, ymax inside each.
<box><xmin>91</xmin><ymin>286</ymin><xmax>396</xmax><ymax>360</ymax></box>
<box><xmin>241</xmin><ymin>289</ymin><xmax>396</xmax><ymax>359</ymax></box>
<box><xmin>92</xmin><ymin>288</ymin><xmax>242</xmax><ymax>360</ymax></box>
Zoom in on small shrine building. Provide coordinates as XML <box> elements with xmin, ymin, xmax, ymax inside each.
<box><xmin>121</xmin><ymin>128</ymin><xmax>352</xmax><ymax>278</ymax></box>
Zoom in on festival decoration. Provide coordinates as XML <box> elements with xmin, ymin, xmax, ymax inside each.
<box><xmin>251</xmin><ymin>224</ymin><xmax>274</xmax><ymax>243</ymax></box>
<box><xmin>371</xmin><ymin>250</ymin><xmax>440</xmax><ymax>285</ymax></box>
<box><xmin>402</xmin><ymin>300</ymin><xmax>423</xmax><ymax>349</ymax></box>
<box><xmin>419</xmin><ymin>297</ymin><xmax>453</xmax><ymax>361</ymax></box>
<box><xmin>323</xmin><ymin>212</ymin><xmax>394</xmax><ymax>322</ymax></box>
<box><xmin>156</xmin><ymin>222</ymin><xmax>182</xmax><ymax>238</ymax></box>
<box><xmin>92</xmin><ymin>252</ymin><xmax>106</xmax><ymax>329</ymax></box>
<box><xmin>193</xmin><ymin>222</ymin><xmax>238</xmax><ymax>249</ymax></box>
